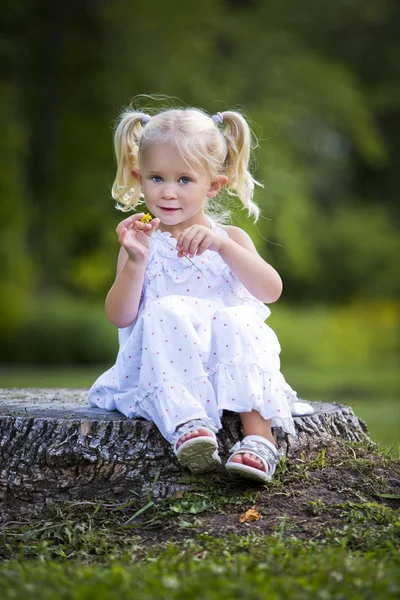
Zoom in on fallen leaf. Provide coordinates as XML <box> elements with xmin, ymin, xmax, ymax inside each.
<box><xmin>172</xmin><ymin>489</ymin><xmax>184</xmax><ymax>499</ymax></box>
<box><xmin>239</xmin><ymin>508</ymin><xmax>261</xmax><ymax>523</ymax></box>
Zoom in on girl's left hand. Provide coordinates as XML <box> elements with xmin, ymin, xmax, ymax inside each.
<box><xmin>176</xmin><ymin>225</ymin><xmax>226</xmax><ymax>258</ymax></box>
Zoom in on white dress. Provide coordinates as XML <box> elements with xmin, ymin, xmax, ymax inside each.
<box><xmin>88</xmin><ymin>219</ymin><xmax>298</xmax><ymax>442</ymax></box>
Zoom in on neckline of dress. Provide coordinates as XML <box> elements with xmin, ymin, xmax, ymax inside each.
<box><xmin>154</xmin><ymin>218</ymin><xmax>216</xmax><ymax>242</ymax></box>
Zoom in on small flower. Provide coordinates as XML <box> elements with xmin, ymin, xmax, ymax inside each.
<box><xmin>141</xmin><ymin>211</ymin><xmax>209</xmax><ymax>283</ymax></box>
<box><xmin>140</xmin><ymin>213</ymin><xmax>153</xmax><ymax>223</ymax></box>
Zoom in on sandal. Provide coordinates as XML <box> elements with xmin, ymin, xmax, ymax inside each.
<box><xmin>225</xmin><ymin>435</ymin><xmax>280</xmax><ymax>483</ymax></box>
<box><xmin>172</xmin><ymin>419</ymin><xmax>221</xmax><ymax>474</ymax></box>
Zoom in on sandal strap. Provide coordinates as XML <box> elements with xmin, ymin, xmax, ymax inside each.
<box><xmin>172</xmin><ymin>418</ymin><xmax>218</xmax><ymax>447</ymax></box>
<box><xmin>228</xmin><ymin>435</ymin><xmax>281</xmax><ymax>475</ymax></box>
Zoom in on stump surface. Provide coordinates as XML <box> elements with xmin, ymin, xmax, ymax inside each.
<box><xmin>0</xmin><ymin>388</ymin><xmax>369</xmax><ymax>518</ymax></box>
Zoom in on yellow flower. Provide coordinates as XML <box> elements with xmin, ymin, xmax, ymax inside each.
<box><xmin>140</xmin><ymin>213</ymin><xmax>153</xmax><ymax>223</ymax></box>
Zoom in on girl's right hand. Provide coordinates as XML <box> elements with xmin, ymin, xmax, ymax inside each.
<box><xmin>116</xmin><ymin>213</ymin><xmax>160</xmax><ymax>263</ymax></box>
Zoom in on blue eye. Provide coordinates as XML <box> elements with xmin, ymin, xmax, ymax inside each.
<box><xmin>179</xmin><ymin>176</ymin><xmax>191</xmax><ymax>184</ymax></box>
<box><xmin>152</xmin><ymin>176</ymin><xmax>163</xmax><ymax>183</ymax></box>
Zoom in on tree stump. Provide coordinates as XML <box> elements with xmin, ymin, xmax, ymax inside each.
<box><xmin>0</xmin><ymin>389</ymin><xmax>370</xmax><ymax>519</ymax></box>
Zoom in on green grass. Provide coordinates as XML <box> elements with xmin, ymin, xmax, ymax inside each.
<box><xmin>0</xmin><ymin>365</ymin><xmax>105</xmax><ymax>389</ymax></box>
<box><xmin>284</xmin><ymin>363</ymin><xmax>400</xmax><ymax>449</ymax></box>
<box><xmin>0</xmin><ymin>534</ymin><xmax>399</xmax><ymax>599</ymax></box>
<box><xmin>1</xmin><ymin>442</ymin><xmax>399</xmax><ymax>599</ymax></box>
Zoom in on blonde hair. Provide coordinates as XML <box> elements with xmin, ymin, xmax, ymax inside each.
<box><xmin>112</xmin><ymin>106</ymin><xmax>262</xmax><ymax>221</ymax></box>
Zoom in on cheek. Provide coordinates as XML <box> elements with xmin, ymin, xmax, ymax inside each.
<box><xmin>142</xmin><ymin>183</ymin><xmax>156</xmax><ymax>196</ymax></box>
<box><xmin>187</xmin><ymin>185</ymin><xmax>205</xmax><ymax>200</ymax></box>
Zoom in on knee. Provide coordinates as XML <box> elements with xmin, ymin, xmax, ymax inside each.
<box><xmin>213</xmin><ymin>305</ymin><xmax>247</xmax><ymax>326</ymax></box>
<box><xmin>143</xmin><ymin>296</ymin><xmax>189</xmax><ymax>323</ymax></box>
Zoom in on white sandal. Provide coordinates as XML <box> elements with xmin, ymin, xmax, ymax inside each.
<box><xmin>172</xmin><ymin>419</ymin><xmax>221</xmax><ymax>474</ymax></box>
<box><xmin>225</xmin><ymin>435</ymin><xmax>280</xmax><ymax>483</ymax></box>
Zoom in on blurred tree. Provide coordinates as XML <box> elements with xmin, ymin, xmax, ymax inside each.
<box><xmin>1</xmin><ymin>0</ymin><xmax>399</xmax><ymax>341</ymax></box>
<box><xmin>0</xmin><ymin>5</ymin><xmax>35</xmax><ymax>341</ymax></box>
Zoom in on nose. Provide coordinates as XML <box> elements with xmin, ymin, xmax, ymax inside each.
<box><xmin>162</xmin><ymin>185</ymin><xmax>177</xmax><ymax>200</ymax></box>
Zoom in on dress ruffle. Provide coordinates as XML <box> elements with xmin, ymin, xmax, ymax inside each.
<box><xmin>209</xmin><ymin>358</ymin><xmax>296</xmax><ymax>436</ymax></box>
<box><xmin>89</xmin><ymin>354</ymin><xmax>297</xmax><ymax>439</ymax></box>
<box><xmin>129</xmin><ymin>374</ymin><xmax>222</xmax><ymax>438</ymax></box>
<box><xmin>146</xmin><ymin>230</ymin><xmax>231</xmax><ymax>284</ymax></box>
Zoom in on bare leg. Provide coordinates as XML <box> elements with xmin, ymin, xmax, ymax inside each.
<box><xmin>230</xmin><ymin>410</ymin><xmax>276</xmax><ymax>471</ymax></box>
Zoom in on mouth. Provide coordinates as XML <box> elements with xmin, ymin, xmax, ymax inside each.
<box><xmin>159</xmin><ymin>207</ymin><xmax>180</xmax><ymax>212</ymax></box>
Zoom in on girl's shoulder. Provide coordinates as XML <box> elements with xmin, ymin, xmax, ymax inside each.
<box><xmin>217</xmin><ymin>224</ymin><xmax>258</xmax><ymax>255</ymax></box>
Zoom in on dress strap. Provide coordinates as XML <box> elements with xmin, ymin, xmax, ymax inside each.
<box><xmin>207</xmin><ymin>217</ymin><xmax>228</xmax><ymax>237</ymax></box>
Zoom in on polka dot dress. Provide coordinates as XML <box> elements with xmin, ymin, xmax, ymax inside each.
<box><xmin>88</xmin><ymin>219</ymin><xmax>297</xmax><ymax>442</ymax></box>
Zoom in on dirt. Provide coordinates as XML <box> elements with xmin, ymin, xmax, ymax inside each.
<box><xmin>127</xmin><ymin>444</ymin><xmax>400</xmax><ymax>548</ymax></box>
<box><xmin>1</xmin><ymin>441</ymin><xmax>399</xmax><ymax>553</ymax></box>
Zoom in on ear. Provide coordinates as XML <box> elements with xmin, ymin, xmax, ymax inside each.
<box><xmin>207</xmin><ymin>175</ymin><xmax>228</xmax><ymax>199</ymax></box>
<box><xmin>131</xmin><ymin>169</ymin><xmax>142</xmax><ymax>185</ymax></box>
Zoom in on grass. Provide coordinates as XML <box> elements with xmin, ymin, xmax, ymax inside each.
<box><xmin>0</xmin><ymin>365</ymin><xmax>104</xmax><ymax>389</ymax></box>
<box><xmin>1</xmin><ymin>441</ymin><xmax>399</xmax><ymax>599</ymax></box>
<box><xmin>0</xmin><ymin>535</ymin><xmax>399</xmax><ymax>599</ymax></box>
<box><xmin>284</xmin><ymin>362</ymin><xmax>400</xmax><ymax>449</ymax></box>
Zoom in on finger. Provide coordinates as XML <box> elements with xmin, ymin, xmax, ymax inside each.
<box><xmin>120</xmin><ymin>224</ymin><xmax>141</xmax><ymax>244</ymax></box>
<box><xmin>184</xmin><ymin>227</ymin><xmax>207</xmax><ymax>257</ymax></box>
<box><xmin>116</xmin><ymin>217</ymin><xmax>132</xmax><ymax>237</ymax></box>
<box><xmin>196</xmin><ymin>236</ymin><xmax>212</xmax><ymax>255</ymax></box>
<box><xmin>146</xmin><ymin>217</ymin><xmax>160</xmax><ymax>234</ymax></box>
<box><xmin>189</xmin><ymin>229</ymin><xmax>209</xmax><ymax>256</ymax></box>
<box><xmin>176</xmin><ymin>226</ymin><xmax>194</xmax><ymax>252</ymax></box>
<box><xmin>117</xmin><ymin>227</ymin><xmax>129</xmax><ymax>245</ymax></box>
<box><xmin>188</xmin><ymin>234</ymin><xmax>207</xmax><ymax>257</ymax></box>
<box><xmin>142</xmin><ymin>217</ymin><xmax>161</xmax><ymax>237</ymax></box>
<box><xmin>178</xmin><ymin>228</ymin><xmax>198</xmax><ymax>256</ymax></box>
<box><xmin>116</xmin><ymin>213</ymin><xmax>144</xmax><ymax>236</ymax></box>
<box><xmin>133</xmin><ymin>220</ymin><xmax>152</xmax><ymax>232</ymax></box>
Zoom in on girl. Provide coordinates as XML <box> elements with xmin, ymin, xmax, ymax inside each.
<box><xmin>88</xmin><ymin>106</ymin><xmax>312</xmax><ymax>483</ymax></box>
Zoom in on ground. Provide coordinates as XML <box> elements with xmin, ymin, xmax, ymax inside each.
<box><xmin>126</xmin><ymin>440</ymin><xmax>400</xmax><ymax>547</ymax></box>
<box><xmin>0</xmin><ymin>440</ymin><xmax>399</xmax><ymax>599</ymax></box>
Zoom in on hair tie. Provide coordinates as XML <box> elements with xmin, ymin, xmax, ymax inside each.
<box><xmin>141</xmin><ymin>114</ymin><xmax>151</xmax><ymax>125</ymax></box>
<box><xmin>212</xmin><ymin>112</ymin><xmax>224</xmax><ymax>125</ymax></box>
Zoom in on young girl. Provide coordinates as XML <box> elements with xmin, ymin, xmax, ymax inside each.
<box><xmin>88</xmin><ymin>106</ymin><xmax>312</xmax><ymax>483</ymax></box>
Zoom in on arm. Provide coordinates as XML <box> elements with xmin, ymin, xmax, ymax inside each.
<box><xmin>105</xmin><ymin>213</ymin><xmax>160</xmax><ymax>328</ymax></box>
<box><xmin>105</xmin><ymin>247</ymin><xmax>147</xmax><ymax>328</ymax></box>
<box><xmin>219</xmin><ymin>226</ymin><xmax>282</xmax><ymax>304</ymax></box>
<box><xmin>176</xmin><ymin>223</ymin><xmax>282</xmax><ymax>304</ymax></box>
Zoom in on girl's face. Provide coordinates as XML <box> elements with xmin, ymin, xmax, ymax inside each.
<box><xmin>133</xmin><ymin>142</ymin><xmax>227</xmax><ymax>234</ymax></box>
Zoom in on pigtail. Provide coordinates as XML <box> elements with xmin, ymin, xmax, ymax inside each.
<box><xmin>111</xmin><ymin>111</ymin><xmax>150</xmax><ymax>211</ymax></box>
<box><xmin>219</xmin><ymin>111</ymin><xmax>262</xmax><ymax>221</ymax></box>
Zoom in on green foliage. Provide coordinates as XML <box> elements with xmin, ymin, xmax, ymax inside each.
<box><xmin>0</xmin><ymin>83</ymin><xmax>34</xmax><ymax>337</ymax></box>
<box><xmin>270</xmin><ymin>300</ymin><xmax>399</xmax><ymax>368</ymax></box>
<box><xmin>314</xmin><ymin>205</ymin><xmax>400</xmax><ymax>302</ymax></box>
<box><xmin>0</xmin><ymin>293</ymin><xmax>118</xmax><ymax>365</ymax></box>
<box><xmin>2</xmin><ymin>0</ymin><xmax>400</xmax><ymax>338</ymax></box>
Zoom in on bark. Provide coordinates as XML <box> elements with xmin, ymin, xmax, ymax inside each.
<box><xmin>0</xmin><ymin>388</ymin><xmax>370</xmax><ymax>519</ymax></box>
